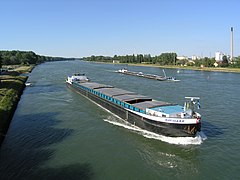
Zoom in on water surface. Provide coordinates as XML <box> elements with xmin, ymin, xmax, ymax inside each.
<box><xmin>0</xmin><ymin>61</ymin><xmax>239</xmax><ymax>179</ymax></box>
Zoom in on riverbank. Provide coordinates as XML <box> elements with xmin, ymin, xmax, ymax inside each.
<box><xmin>89</xmin><ymin>61</ymin><xmax>240</xmax><ymax>73</ymax></box>
<box><xmin>131</xmin><ymin>64</ymin><xmax>240</xmax><ymax>73</ymax></box>
<box><xmin>0</xmin><ymin>65</ymin><xmax>34</xmax><ymax>145</ymax></box>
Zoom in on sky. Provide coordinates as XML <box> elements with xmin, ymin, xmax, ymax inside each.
<box><xmin>0</xmin><ymin>0</ymin><xmax>239</xmax><ymax>58</ymax></box>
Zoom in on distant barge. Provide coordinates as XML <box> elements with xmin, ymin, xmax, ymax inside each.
<box><xmin>66</xmin><ymin>73</ymin><xmax>201</xmax><ymax>137</ymax></box>
<box><xmin>116</xmin><ymin>68</ymin><xmax>180</xmax><ymax>82</ymax></box>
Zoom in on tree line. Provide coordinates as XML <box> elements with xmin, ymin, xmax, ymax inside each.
<box><xmin>1</xmin><ymin>50</ymin><xmax>240</xmax><ymax>68</ymax></box>
<box><xmin>192</xmin><ymin>56</ymin><xmax>240</xmax><ymax>68</ymax></box>
<box><xmin>0</xmin><ymin>50</ymin><xmax>77</xmax><ymax>68</ymax></box>
<box><xmin>83</xmin><ymin>53</ymin><xmax>177</xmax><ymax>65</ymax></box>
<box><xmin>83</xmin><ymin>53</ymin><xmax>240</xmax><ymax>68</ymax></box>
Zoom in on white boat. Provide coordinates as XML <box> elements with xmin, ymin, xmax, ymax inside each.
<box><xmin>162</xmin><ymin>69</ymin><xmax>180</xmax><ymax>82</ymax></box>
<box><xmin>117</xmin><ymin>68</ymin><xmax>128</xmax><ymax>73</ymax></box>
<box><xmin>25</xmin><ymin>82</ymin><xmax>32</xmax><ymax>86</ymax></box>
<box><xmin>66</xmin><ymin>73</ymin><xmax>89</xmax><ymax>84</ymax></box>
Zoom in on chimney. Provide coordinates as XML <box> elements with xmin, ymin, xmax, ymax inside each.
<box><xmin>230</xmin><ymin>27</ymin><xmax>234</xmax><ymax>62</ymax></box>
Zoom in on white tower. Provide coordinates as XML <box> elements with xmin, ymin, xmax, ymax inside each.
<box><xmin>230</xmin><ymin>27</ymin><xmax>234</xmax><ymax>62</ymax></box>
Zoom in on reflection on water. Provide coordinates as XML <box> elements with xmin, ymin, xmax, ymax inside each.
<box><xmin>0</xmin><ymin>112</ymin><xmax>73</xmax><ymax>179</ymax></box>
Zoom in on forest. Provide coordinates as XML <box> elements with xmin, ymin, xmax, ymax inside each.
<box><xmin>0</xmin><ymin>50</ymin><xmax>77</xmax><ymax>67</ymax></box>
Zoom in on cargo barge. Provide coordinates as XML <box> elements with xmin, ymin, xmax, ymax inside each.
<box><xmin>117</xmin><ymin>68</ymin><xmax>180</xmax><ymax>82</ymax></box>
<box><xmin>66</xmin><ymin>73</ymin><xmax>201</xmax><ymax>137</ymax></box>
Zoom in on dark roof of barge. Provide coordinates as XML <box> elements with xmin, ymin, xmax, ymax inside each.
<box><xmin>81</xmin><ymin>82</ymin><xmax>174</xmax><ymax>109</ymax></box>
<box><xmin>81</xmin><ymin>82</ymin><xmax>137</xmax><ymax>97</ymax></box>
<box><xmin>95</xmin><ymin>87</ymin><xmax>136</xmax><ymax>97</ymax></box>
<box><xmin>132</xmin><ymin>100</ymin><xmax>175</xmax><ymax>110</ymax></box>
<box><xmin>114</xmin><ymin>94</ymin><xmax>152</xmax><ymax>102</ymax></box>
<box><xmin>81</xmin><ymin>82</ymin><xmax>113</xmax><ymax>89</ymax></box>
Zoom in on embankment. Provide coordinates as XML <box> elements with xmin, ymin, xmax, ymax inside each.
<box><xmin>0</xmin><ymin>66</ymin><xmax>33</xmax><ymax>145</ymax></box>
<box><xmin>92</xmin><ymin>61</ymin><xmax>240</xmax><ymax>73</ymax></box>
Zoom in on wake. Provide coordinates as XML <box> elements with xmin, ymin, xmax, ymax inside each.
<box><xmin>103</xmin><ymin>117</ymin><xmax>207</xmax><ymax>145</ymax></box>
<box><xmin>93</xmin><ymin>99</ymin><xmax>207</xmax><ymax>145</ymax></box>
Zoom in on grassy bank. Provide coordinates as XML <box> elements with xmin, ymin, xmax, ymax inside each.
<box><xmin>13</xmin><ymin>65</ymin><xmax>34</xmax><ymax>74</ymax></box>
<box><xmin>91</xmin><ymin>61</ymin><xmax>240</xmax><ymax>73</ymax></box>
<box><xmin>2</xmin><ymin>64</ymin><xmax>34</xmax><ymax>74</ymax></box>
<box><xmin>124</xmin><ymin>63</ymin><xmax>240</xmax><ymax>73</ymax></box>
<box><xmin>0</xmin><ymin>65</ymin><xmax>34</xmax><ymax>145</ymax></box>
<box><xmin>152</xmin><ymin>65</ymin><xmax>240</xmax><ymax>73</ymax></box>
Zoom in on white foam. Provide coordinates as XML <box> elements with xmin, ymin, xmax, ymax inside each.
<box><xmin>73</xmin><ymin>90</ymin><xmax>207</xmax><ymax>145</ymax></box>
<box><xmin>103</xmin><ymin>117</ymin><xmax>207</xmax><ymax>145</ymax></box>
<box><xmin>140</xmin><ymin>131</ymin><xmax>207</xmax><ymax>145</ymax></box>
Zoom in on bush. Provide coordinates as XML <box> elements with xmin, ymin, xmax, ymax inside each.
<box><xmin>0</xmin><ymin>89</ymin><xmax>18</xmax><ymax>111</ymax></box>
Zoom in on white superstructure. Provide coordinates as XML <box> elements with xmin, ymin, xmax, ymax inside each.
<box><xmin>66</xmin><ymin>73</ymin><xmax>89</xmax><ymax>84</ymax></box>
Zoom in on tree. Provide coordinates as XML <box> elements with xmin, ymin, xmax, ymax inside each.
<box><xmin>221</xmin><ymin>55</ymin><xmax>229</xmax><ymax>67</ymax></box>
<box><xmin>0</xmin><ymin>54</ymin><xmax>2</xmax><ymax>85</ymax></box>
<box><xmin>203</xmin><ymin>57</ymin><xmax>215</xmax><ymax>67</ymax></box>
<box><xmin>235</xmin><ymin>56</ymin><xmax>240</xmax><ymax>67</ymax></box>
<box><xmin>143</xmin><ymin>54</ymin><xmax>151</xmax><ymax>63</ymax></box>
<box><xmin>195</xmin><ymin>57</ymin><xmax>215</xmax><ymax>67</ymax></box>
<box><xmin>90</xmin><ymin>55</ymin><xmax>96</xmax><ymax>61</ymax></box>
<box><xmin>0</xmin><ymin>54</ymin><xmax>2</xmax><ymax>69</ymax></box>
<box><xmin>176</xmin><ymin>59</ymin><xmax>188</xmax><ymax>66</ymax></box>
<box><xmin>136</xmin><ymin>54</ymin><xmax>143</xmax><ymax>63</ymax></box>
<box><xmin>234</xmin><ymin>57</ymin><xmax>240</xmax><ymax>68</ymax></box>
<box><xmin>154</xmin><ymin>53</ymin><xmax>177</xmax><ymax>65</ymax></box>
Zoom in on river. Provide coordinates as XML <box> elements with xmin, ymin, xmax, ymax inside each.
<box><xmin>0</xmin><ymin>60</ymin><xmax>239</xmax><ymax>179</ymax></box>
